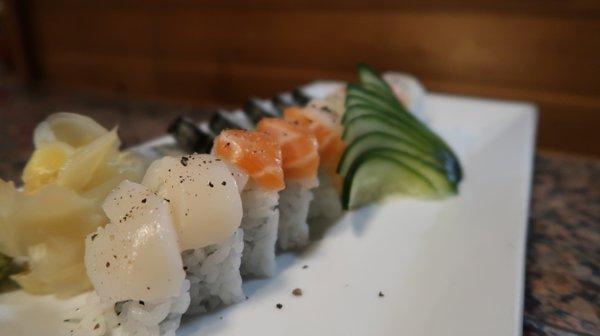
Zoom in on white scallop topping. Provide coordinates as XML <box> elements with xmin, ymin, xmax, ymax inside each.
<box><xmin>142</xmin><ymin>154</ymin><xmax>243</xmax><ymax>251</ymax></box>
<box><xmin>85</xmin><ymin>180</ymin><xmax>184</xmax><ymax>303</ymax></box>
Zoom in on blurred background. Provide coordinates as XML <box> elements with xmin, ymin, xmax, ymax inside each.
<box><xmin>0</xmin><ymin>0</ymin><xmax>599</xmax><ymax>156</ymax></box>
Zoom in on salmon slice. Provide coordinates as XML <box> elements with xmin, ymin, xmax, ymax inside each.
<box><xmin>283</xmin><ymin>106</ymin><xmax>346</xmax><ymax>173</ymax></box>
<box><xmin>256</xmin><ymin>118</ymin><xmax>319</xmax><ymax>184</ymax></box>
<box><xmin>214</xmin><ymin>130</ymin><xmax>285</xmax><ymax>191</ymax></box>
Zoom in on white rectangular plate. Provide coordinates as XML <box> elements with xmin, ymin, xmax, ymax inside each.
<box><xmin>0</xmin><ymin>91</ymin><xmax>537</xmax><ymax>336</ymax></box>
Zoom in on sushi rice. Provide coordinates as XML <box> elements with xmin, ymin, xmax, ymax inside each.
<box><xmin>239</xmin><ymin>182</ymin><xmax>280</xmax><ymax>277</ymax></box>
<box><xmin>277</xmin><ymin>180</ymin><xmax>315</xmax><ymax>250</ymax></box>
<box><xmin>308</xmin><ymin>168</ymin><xmax>343</xmax><ymax>220</ymax></box>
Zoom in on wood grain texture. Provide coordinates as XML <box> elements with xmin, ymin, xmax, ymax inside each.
<box><xmin>21</xmin><ymin>1</ymin><xmax>600</xmax><ymax>155</ymax></box>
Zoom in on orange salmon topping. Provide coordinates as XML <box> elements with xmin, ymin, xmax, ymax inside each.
<box><xmin>283</xmin><ymin>106</ymin><xmax>346</xmax><ymax>172</ymax></box>
<box><xmin>256</xmin><ymin>118</ymin><xmax>319</xmax><ymax>182</ymax></box>
<box><xmin>214</xmin><ymin>130</ymin><xmax>284</xmax><ymax>190</ymax></box>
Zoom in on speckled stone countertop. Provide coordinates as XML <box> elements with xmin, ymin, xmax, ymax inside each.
<box><xmin>0</xmin><ymin>86</ymin><xmax>598</xmax><ymax>335</ymax></box>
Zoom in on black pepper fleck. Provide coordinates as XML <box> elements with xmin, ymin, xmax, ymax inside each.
<box><xmin>106</xmin><ymin>262</ymin><xmax>110</xmax><ymax>268</ymax></box>
<box><xmin>276</xmin><ymin>303</ymin><xmax>283</xmax><ymax>309</ymax></box>
<box><xmin>302</xmin><ymin>265</ymin><xmax>308</xmax><ymax>269</ymax></box>
<box><xmin>208</xmin><ymin>182</ymin><xmax>214</xmax><ymax>188</ymax></box>
<box><xmin>141</xmin><ymin>198</ymin><xmax>147</xmax><ymax>203</ymax></box>
<box><xmin>139</xmin><ymin>300</ymin><xmax>145</xmax><ymax>306</ymax></box>
<box><xmin>180</xmin><ymin>156</ymin><xmax>189</xmax><ymax>166</ymax></box>
<box><xmin>221</xmin><ymin>181</ymin><xmax>227</xmax><ymax>186</ymax></box>
<box><xmin>91</xmin><ymin>234</ymin><xmax>98</xmax><ymax>241</ymax></box>
<box><xmin>378</xmin><ymin>291</ymin><xmax>385</xmax><ymax>297</ymax></box>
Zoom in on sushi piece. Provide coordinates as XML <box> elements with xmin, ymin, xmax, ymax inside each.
<box><xmin>213</xmin><ymin>130</ymin><xmax>285</xmax><ymax>277</ymax></box>
<box><xmin>256</xmin><ymin>118</ymin><xmax>319</xmax><ymax>250</ymax></box>
<box><xmin>71</xmin><ymin>154</ymin><xmax>244</xmax><ymax>335</ymax></box>
<box><xmin>80</xmin><ymin>180</ymin><xmax>189</xmax><ymax>336</ymax></box>
<box><xmin>142</xmin><ymin>154</ymin><xmax>244</xmax><ymax>313</ymax></box>
<box><xmin>283</xmin><ymin>106</ymin><xmax>346</xmax><ymax>219</ymax></box>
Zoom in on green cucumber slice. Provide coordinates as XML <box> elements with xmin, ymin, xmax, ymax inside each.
<box><xmin>342</xmin><ymin>114</ymin><xmax>437</xmax><ymax>153</ymax></box>
<box><xmin>337</xmin><ymin>132</ymin><xmax>442</xmax><ymax>176</ymax></box>
<box><xmin>346</xmin><ymin>83</ymin><xmax>400</xmax><ymax>112</ymax></box>
<box><xmin>342</xmin><ymin>150</ymin><xmax>454</xmax><ymax>209</ymax></box>
<box><xmin>356</xmin><ymin>63</ymin><xmax>397</xmax><ymax>101</ymax></box>
<box><xmin>343</xmin><ymin>87</ymin><xmax>442</xmax><ymax>146</ymax></box>
<box><xmin>342</xmin><ymin>114</ymin><xmax>462</xmax><ymax>184</ymax></box>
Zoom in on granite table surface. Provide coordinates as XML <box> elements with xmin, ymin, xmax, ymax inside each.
<box><xmin>0</xmin><ymin>86</ymin><xmax>598</xmax><ymax>335</ymax></box>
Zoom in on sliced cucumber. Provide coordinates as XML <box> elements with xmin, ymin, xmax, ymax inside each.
<box><xmin>342</xmin><ymin>153</ymin><xmax>432</xmax><ymax>209</ymax></box>
<box><xmin>356</xmin><ymin>63</ymin><xmax>397</xmax><ymax>102</ymax></box>
<box><xmin>342</xmin><ymin>114</ymin><xmax>439</xmax><ymax>154</ymax></box>
<box><xmin>346</xmin><ymin>83</ymin><xmax>400</xmax><ymax>112</ymax></box>
<box><xmin>337</xmin><ymin>132</ymin><xmax>442</xmax><ymax>176</ymax></box>
<box><xmin>342</xmin><ymin>149</ymin><xmax>456</xmax><ymax>209</ymax></box>
<box><xmin>342</xmin><ymin>111</ymin><xmax>462</xmax><ymax>185</ymax></box>
<box><xmin>338</xmin><ymin>63</ymin><xmax>463</xmax><ymax>208</ymax></box>
<box><xmin>344</xmin><ymin>88</ymin><xmax>440</xmax><ymax>144</ymax></box>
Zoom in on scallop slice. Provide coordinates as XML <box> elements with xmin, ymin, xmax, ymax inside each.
<box><xmin>142</xmin><ymin>154</ymin><xmax>242</xmax><ymax>251</ymax></box>
<box><xmin>85</xmin><ymin>180</ymin><xmax>184</xmax><ymax>303</ymax></box>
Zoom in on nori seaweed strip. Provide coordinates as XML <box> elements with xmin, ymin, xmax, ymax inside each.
<box><xmin>243</xmin><ymin>98</ymin><xmax>279</xmax><ymax>124</ymax></box>
<box><xmin>209</xmin><ymin>110</ymin><xmax>246</xmax><ymax>134</ymax></box>
<box><xmin>167</xmin><ymin>116</ymin><xmax>213</xmax><ymax>153</ymax></box>
<box><xmin>272</xmin><ymin>92</ymin><xmax>296</xmax><ymax>113</ymax></box>
<box><xmin>291</xmin><ymin>88</ymin><xmax>311</xmax><ymax>106</ymax></box>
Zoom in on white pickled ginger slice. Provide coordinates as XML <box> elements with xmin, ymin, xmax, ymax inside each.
<box><xmin>85</xmin><ymin>180</ymin><xmax>184</xmax><ymax>303</ymax></box>
<box><xmin>34</xmin><ymin>112</ymin><xmax>108</xmax><ymax>149</ymax></box>
<box><xmin>142</xmin><ymin>154</ymin><xmax>242</xmax><ymax>251</ymax></box>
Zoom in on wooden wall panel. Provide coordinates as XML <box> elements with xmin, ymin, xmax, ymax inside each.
<box><xmin>23</xmin><ymin>1</ymin><xmax>600</xmax><ymax>156</ymax></box>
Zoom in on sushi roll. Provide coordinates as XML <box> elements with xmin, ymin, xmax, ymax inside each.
<box><xmin>213</xmin><ymin>130</ymin><xmax>285</xmax><ymax>277</ymax></box>
<box><xmin>256</xmin><ymin>118</ymin><xmax>319</xmax><ymax>250</ymax></box>
<box><xmin>71</xmin><ymin>153</ymin><xmax>244</xmax><ymax>335</ymax></box>
<box><xmin>283</xmin><ymin>106</ymin><xmax>346</xmax><ymax>219</ymax></box>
